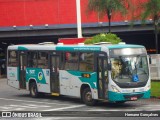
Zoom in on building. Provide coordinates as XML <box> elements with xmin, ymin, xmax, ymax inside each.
<box><xmin>0</xmin><ymin>0</ymin><xmax>158</xmax><ymax>52</ymax></box>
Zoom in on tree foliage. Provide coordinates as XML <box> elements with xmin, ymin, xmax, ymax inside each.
<box><xmin>84</xmin><ymin>33</ymin><xmax>122</xmax><ymax>44</ymax></box>
<box><xmin>87</xmin><ymin>0</ymin><xmax>129</xmax><ymax>32</ymax></box>
<box><xmin>141</xmin><ymin>0</ymin><xmax>160</xmax><ymax>23</ymax></box>
<box><xmin>140</xmin><ymin>0</ymin><xmax>160</xmax><ymax>53</ymax></box>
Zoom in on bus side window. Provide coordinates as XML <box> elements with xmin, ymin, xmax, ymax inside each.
<box><xmin>58</xmin><ymin>52</ymin><xmax>64</xmax><ymax>70</ymax></box>
<box><xmin>27</xmin><ymin>52</ymin><xmax>37</xmax><ymax>68</ymax></box>
<box><xmin>104</xmin><ymin>60</ymin><xmax>108</xmax><ymax>83</ymax></box>
<box><xmin>64</xmin><ymin>52</ymin><xmax>78</xmax><ymax>70</ymax></box>
<box><xmin>37</xmin><ymin>52</ymin><xmax>48</xmax><ymax>69</ymax></box>
<box><xmin>8</xmin><ymin>51</ymin><xmax>18</xmax><ymax>67</ymax></box>
<box><xmin>79</xmin><ymin>52</ymin><xmax>94</xmax><ymax>72</ymax></box>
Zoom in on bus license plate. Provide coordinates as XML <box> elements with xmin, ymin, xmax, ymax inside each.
<box><xmin>131</xmin><ymin>97</ymin><xmax>137</xmax><ymax>100</ymax></box>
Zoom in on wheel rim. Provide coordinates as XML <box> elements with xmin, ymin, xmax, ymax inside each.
<box><xmin>85</xmin><ymin>91</ymin><xmax>92</xmax><ymax>102</ymax></box>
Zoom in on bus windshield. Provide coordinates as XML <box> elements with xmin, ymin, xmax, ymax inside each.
<box><xmin>111</xmin><ymin>55</ymin><xmax>149</xmax><ymax>84</ymax></box>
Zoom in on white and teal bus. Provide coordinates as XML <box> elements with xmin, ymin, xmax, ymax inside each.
<box><xmin>7</xmin><ymin>43</ymin><xmax>150</xmax><ymax>105</ymax></box>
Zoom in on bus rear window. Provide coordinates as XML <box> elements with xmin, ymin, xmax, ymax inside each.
<box><xmin>8</xmin><ymin>51</ymin><xmax>18</xmax><ymax>67</ymax></box>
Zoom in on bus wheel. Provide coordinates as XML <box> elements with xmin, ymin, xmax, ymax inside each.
<box><xmin>30</xmin><ymin>82</ymin><xmax>39</xmax><ymax>98</ymax></box>
<box><xmin>82</xmin><ymin>88</ymin><xmax>96</xmax><ymax>106</ymax></box>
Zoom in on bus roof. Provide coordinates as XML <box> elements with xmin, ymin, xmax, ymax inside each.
<box><xmin>107</xmin><ymin>44</ymin><xmax>144</xmax><ymax>49</ymax></box>
<box><xmin>8</xmin><ymin>44</ymin><xmax>145</xmax><ymax>52</ymax></box>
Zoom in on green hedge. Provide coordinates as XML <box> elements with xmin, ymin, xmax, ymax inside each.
<box><xmin>84</xmin><ymin>33</ymin><xmax>122</xmax><ymax>44</ymax></box>
<box><xmin>151</xmin><ymin>81</ymin><xmax>160</xmax><ymax>98</ymax></box>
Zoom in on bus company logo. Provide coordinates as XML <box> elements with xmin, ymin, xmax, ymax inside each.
<box><xmin>38</xmin><ymin>72</ymin><xmax>43</xmax><ymax>80</ymax></box>
<box><xmin>29</xmin><ymin>70</ymin><xmax>35</xmax><ymax>74</ymax></box>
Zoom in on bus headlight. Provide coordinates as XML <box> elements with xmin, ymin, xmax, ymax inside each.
<box><xmin>147</xmin><ymin>84</ymin><xmax>150</xmax><ymax>90</ymax></box>
<box><xmin>111</xmin><ymin>85</ymin><xmax>120</xmax><ymax>93</ymax></box>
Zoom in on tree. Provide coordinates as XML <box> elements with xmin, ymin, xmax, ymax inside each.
<box><xmin>140</xmin><ymin>0</ymin><xmax>160</xmax><ymax>54</ymax></box>
<box><xmin>87</xmin><ymin>0</ymin><xmax>129</xmax><ymax>33</ymax></box>
<box><xmin>84</xmin><ymin>33</ymin><xmax>122</xmax><ymax>44</ymax></box>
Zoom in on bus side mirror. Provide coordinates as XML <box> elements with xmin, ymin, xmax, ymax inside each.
<box><xmin>108</xmin><ymin>64</ymin><xmax>111</xmax><ymax>71</ymax></box>
<box><xmin>105</xmin><ymin>64</ymin><xmax>111</xmax><ymax>71</ymax></box>
<box><xmin>147</xmin><ymin>54</ymin><xmax>151</xmax><ymax>64</ymax></box>
<box><xmin>149</xmin><ymin>57</ymin><xmax>151</xmax><ymax>64</ymax></box>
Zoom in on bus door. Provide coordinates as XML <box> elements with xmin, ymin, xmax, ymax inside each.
<box><xmin>19</xmin><ymin>52</ymin><xmax>27</xmax><ymax>89</ymax></box>
<box><xmin>50</xmin><ymin>55</ymin><xmax>60</xmax><ymax>95</ymax></box>
<box><xmin>97</xmin><ymin>56</ymin><xmax>108</xmax><ymax>99</ymax></box>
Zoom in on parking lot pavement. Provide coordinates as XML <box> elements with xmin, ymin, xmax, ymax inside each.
<box><xmin>0</xmin><ymin>78</ymin><xmax>160</xmax><ymax>112</ymax></box>
<box><xmin>0</xmin><ymin>78</ymin><xmax>6</xmax><ymax>80</ymax></box>
<box><xmin>0</xmin><ymin>97</ymin><xmax>86</xmax><ymax>111</ymax></box>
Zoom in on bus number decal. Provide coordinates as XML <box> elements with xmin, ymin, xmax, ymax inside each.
<box><xmin>82</xmin><ymin>73</ymin><xmax>90</xmax><ymax>78</ymax></box>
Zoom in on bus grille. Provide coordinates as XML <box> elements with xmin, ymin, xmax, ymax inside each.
<box><xmin>123</xmin><ymin>93</ymin><xmax>144</xmax><ymax>99</ymax></box>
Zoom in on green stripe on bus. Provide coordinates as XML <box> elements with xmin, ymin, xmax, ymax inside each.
<box><xmin>108</xmin><ymin>90</ymin><xmax>150</xmax><ymax>102</ymax></box>
<box><xmin>67</xmin><ymin>70</ymin><xmax>97</xmax><ymax>89</ymax></box>
<box><xmin>56</xmin><ymin>46</ymin><xmax>101</xmax><ymax>51</ymax></box>
<box><xmin>18</xmin><ymin>46</ymin><xmax>28</xmax><ymax>50</ymax></box>
<box><xmin>26</xmin><ymin>68</ymin><xmax>46</xmax><ymax>84</ymax></box>
<box><xmin>108</xmin><ymin>44</ymin><xmax>144</xmax><ymax>49</ymax></box>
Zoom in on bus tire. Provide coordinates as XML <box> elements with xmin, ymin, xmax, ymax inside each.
<box><xmin>29</xmin><ymin>82</ymin><xmax>39</xmax><ymax>98</ymax></box>
<box><xmin>82</xmin><ymin>87</ymin><xmax>96</xmax><ymax>106</ymax></box>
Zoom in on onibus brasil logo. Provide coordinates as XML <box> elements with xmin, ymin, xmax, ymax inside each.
<box><xmin>38</xmin><ymin>72</ymin><xmax>43</xmax><ymax>80</ymax></box>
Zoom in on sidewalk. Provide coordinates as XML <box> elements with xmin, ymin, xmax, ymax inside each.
<box><xmin>0</xmin><ymin>77</ymin><xmax>6</xmax><ymax>80</ymax></box>
<box><xmin>0</xmin><ymin>75</ymin><xmax>6</xmax><ymax>79</ymax></box>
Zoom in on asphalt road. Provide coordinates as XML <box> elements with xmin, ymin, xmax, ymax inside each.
<box><xmin>0</xmin><ymin>78</ymin><xmax>160</xmax><ymax>120</ymax></box>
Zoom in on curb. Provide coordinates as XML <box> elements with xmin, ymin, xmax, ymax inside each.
<box><xmin>151</xmin><ymin>96</ymin><xmax>160</xmax><ymax>99</ymax></box>
<box><xmin>151</xmin><ymin>80</ymin><xmax>160</xmax><ymax>82</ymax></box>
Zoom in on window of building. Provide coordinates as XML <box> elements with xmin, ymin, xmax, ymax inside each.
<box><xmin>8</xmin><ymin>51</ymin><xmax>18</xmax><ymax>67</ymax></box>
<box><xmin>79</xmin><ymin>52</ymin><xmax>94</xmax><ymax>72</ymax></box>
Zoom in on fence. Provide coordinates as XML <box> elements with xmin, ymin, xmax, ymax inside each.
<box><xmin>149</xmin><ymin>54</ymin><xmax>160</xmax><ymax>80</ymax></box>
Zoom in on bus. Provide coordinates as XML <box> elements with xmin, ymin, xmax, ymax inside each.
<box><xmin>7</xmin><ymin>43</ymin><xmax>150</xmax><ymax>105</ymax></box>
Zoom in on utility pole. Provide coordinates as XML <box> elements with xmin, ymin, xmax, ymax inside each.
<box><xmin>76</xmin><ymin>0</ymin><xmax>82</xmax><ymax>38</ymax></box>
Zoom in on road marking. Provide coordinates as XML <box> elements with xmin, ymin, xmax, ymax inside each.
<box><xmin>9</xmin><ymin>104</ymin><xmax>50</xmax><ymax>108</ymax></box>
<box><xmin>43</xmin><ymin>105</ymin><xmax>85</xmax><ymax>111</ymax></box>
<box><xmin>0</xmin><ymin>106</ymin><xmax>12</xmax><ymax>109</ymax></box>
<box><xmin>14</xmin><ymin>108</ymin><xmax>25</xmax><ymax>111</ymax></box>
<box><xmin>0</xmin><ymin>104</ymin><xmax>51</xmax><ymax>111</ymax></box>
<box><xmin>0</xmin><ymin>98</ymin><xmax>70</xmax><ymax>105</ymax></box>
<box><xmin>88</xmin><ymin>109</ymin><xmax>136</xmax><ymax>111</ymax></box>
<box><xmin>146</xmin><ymin>105</ymin><xmax>160</xmax><ymax>106</ymax></box>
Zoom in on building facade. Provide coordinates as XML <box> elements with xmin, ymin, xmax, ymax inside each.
<box><xmin>0</xmin><ymin>0</ymin><xmax>158</xmax><ymax>76</ymax></box>
<box><xmin>0</xmin><ymin>0</ymin><xmax>157</xmax><ymax>50</ymax></box>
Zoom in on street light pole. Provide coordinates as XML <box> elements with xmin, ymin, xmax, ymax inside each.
<box><xmin>76</xmin><ymin>0</ymin><xmax>82</xmax><ymax>38</ymax></box>
<box><xmin>155</xmin><ymin>20</ymin><xmax>159</xmax><ymax>54</ymax></box>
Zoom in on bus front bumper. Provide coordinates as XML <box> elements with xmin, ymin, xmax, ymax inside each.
<box><xmin>108</xmin><ymin>90</ymin><xmax>150</xmax><ymax>102</ymax></box>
